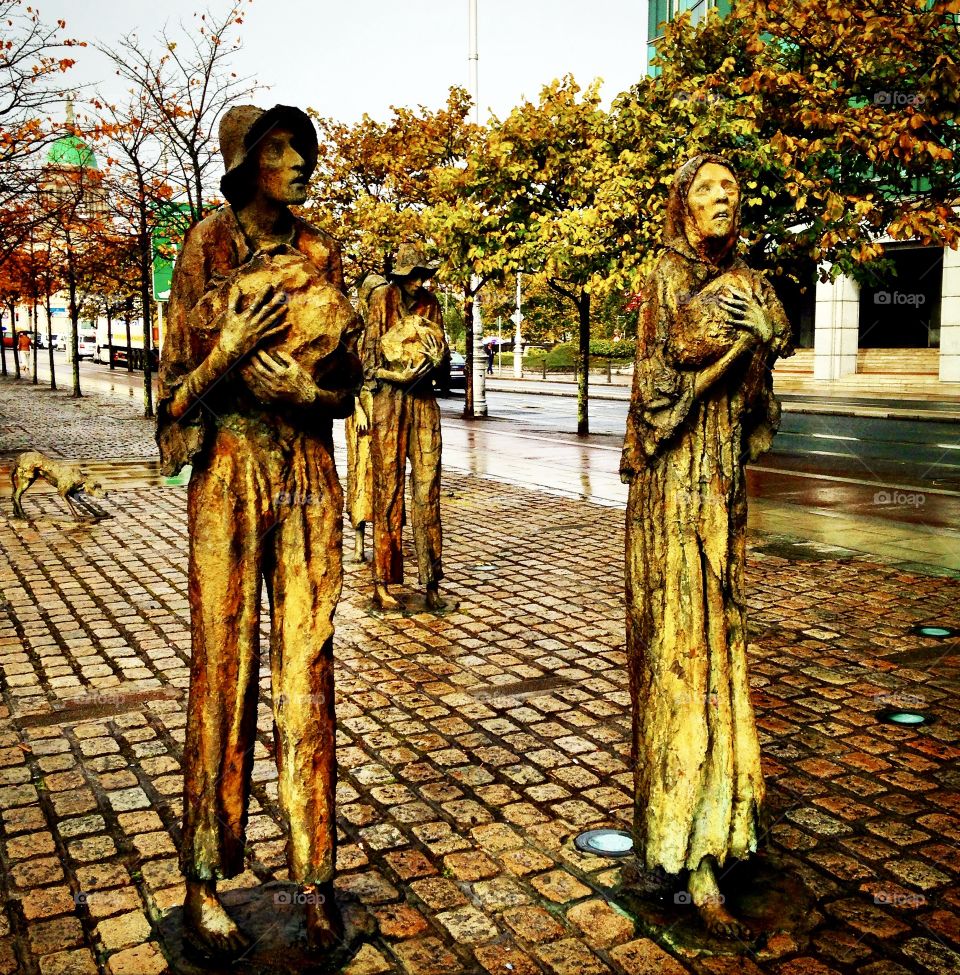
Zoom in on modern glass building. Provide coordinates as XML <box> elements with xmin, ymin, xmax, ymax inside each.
<box><xmin>647</xmin><ymin>0</ymin><xmax>731</xmax><ymax>76</ymax></box>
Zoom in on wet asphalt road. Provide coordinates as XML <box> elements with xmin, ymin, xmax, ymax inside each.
<box><xmin>437</xmin><ymin>390</ymin><xmax>960</xmax><ymax>491</ymax></box>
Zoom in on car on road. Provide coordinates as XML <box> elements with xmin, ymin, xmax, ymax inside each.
<box><xmin>76</xmin><ymin>330</ymin><xmax>97</xmax><ymax>360</ymax></box>
<box><xmin>434</xmin><ymin>351</ymin><xmax>466</xmax><ymax>395</ymax></box>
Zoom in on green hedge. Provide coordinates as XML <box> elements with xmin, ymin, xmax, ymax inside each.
<box><xmin>590</xmin><ymin>338</ymin><xmax>636</xmax><ymax>360</ymax></box>
<box><xmin>517</xmin><ymin>340</ymin><xmax>635</xmax><ymax>371</ymax></box>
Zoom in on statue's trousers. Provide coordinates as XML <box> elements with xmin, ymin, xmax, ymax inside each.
<box><xmin>180</xmin><ymin>419</ymin><xmax>342</xmax><ymax>884</ymax></box>
<box><xmin>370</xmin><ymin>384</ymin><xmax>443</xmax><ymax>587</ymax></box>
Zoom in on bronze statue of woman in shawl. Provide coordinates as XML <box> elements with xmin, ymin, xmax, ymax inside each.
<box><xmin>620</xmin><ymin>155</ymin><xmax>792</xmax><ymax>936</ymax></box>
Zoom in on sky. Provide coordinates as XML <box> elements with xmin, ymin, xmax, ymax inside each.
<box><xmin>39</xmin><ymin>0</ymin><xmax>648</xmax><ymax>125</ymax></box>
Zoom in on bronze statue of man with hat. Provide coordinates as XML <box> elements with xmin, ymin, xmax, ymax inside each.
<box><xmin>363</xmin><ymin>244</ymin><xmax>449</xmax><ymax>611</ymax></box>
<box><xmin>157</xmin><ymin>103</ymin><xmax>360</xmax><ymax>959</ymax></box>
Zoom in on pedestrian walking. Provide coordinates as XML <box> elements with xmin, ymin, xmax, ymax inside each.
<box><xmin>17</xmin><ymin>331</ymin><xmax>31</xmax><ymax>373</ymax></box>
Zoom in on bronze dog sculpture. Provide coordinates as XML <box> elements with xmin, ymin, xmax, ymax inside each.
<box><xmin>11</xmin><ymin>451</ymin><xmax>109</xmax><ymax>521</ymax></box>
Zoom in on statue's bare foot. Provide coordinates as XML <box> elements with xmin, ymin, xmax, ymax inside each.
<box><xmin>353</xmin><ymin>526</ymin><xmax>366</xmax><ymax>563</ymax></box>
<box><xmin>425</xmin><ymin>583</ymin><xmax>447</xmax><ymax>611</ymax></box>
<box><xmin>183</xmin><ymin>879</ymin><xmax>250</xmax><ymax>959</ymax></box>
<box><xmin>688</xmin><ymin>859</ymin><xmax>750</xmax><ymax>940</ymax></box>
<box><xmin>305</xmin><ymin>882</ymin><xmax>344</xmax><ymax>952</ymax></box>
<box><xmin>697</xmin><ymin>899</ymin><xmax>750</xmax><ymax>939</ymax></box>
<box><xmin>373</xmin><ymin>583</ymin><xmax>401</xmax><ymax>611</ymax></box>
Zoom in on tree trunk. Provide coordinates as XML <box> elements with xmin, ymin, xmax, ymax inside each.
<box><xmin>31</xmin><ymin>299</ymin><xmax>39</xmax><ymax>385</ymax></box>
<box><xmin>0</xmin><ymin>308</ymin><xmax>7</xmax><ymax>377</ymax></box>
<box><xmin>576</xmin><ymin>292</ymin><xmax>591</xmax><ymax>437</ymax></box>
<box><xmin>463</xmin><ymin>283</ymin><xmax>475</xmax><ymax>419</ymax></box>
<box><xmin>139</xmin><ymin>223</ymin><xmax>155</xmax><ymax>418</ymax></box>
<box><xmin>69</xmin><ymin>277</ymin><xmax>81</xmax><ymax>398</ymax></box>
<box><xmin>10</xmin><ymin>303</ymin><xmax>20</xmax><ymax>380</ymax></box>
<box><xmin>45</xmin><ymin>290</ymin><xmax>56</xmax><ymax>391</ymax></box>
<box><xmin>106</xmin><ymin>306</ymin><xmax>114</xmax><ymax>370</ymax></box>
<box><xmin>124</xmin><ymin>301</ymin><xmax>133</xmax><ymax>373</ymax></box>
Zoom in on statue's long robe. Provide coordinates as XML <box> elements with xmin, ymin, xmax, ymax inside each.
<box><xmin>621</xmin><ymin>205</ymin><xmax>791</xmax><ymax>875</ymax></box>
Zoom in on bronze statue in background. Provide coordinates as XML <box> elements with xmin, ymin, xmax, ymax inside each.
<box><xmin>345</xmin><ymin>273</ymin><xmax>386</xmax><ymax>562</ymax></box>
<box><xmin>157</xmin><ymin>104</ymin><xmax>360</xmax><ymax>960</ymax></box>
<box><xmin>620</xmin><ymin>155</ymin><xmax>792</xmax><ymax>937</ymax></box>
<box><xmin>364</xmin><ymin>245</ymin><xmax>449</xmax><ymax>611</ymax></box>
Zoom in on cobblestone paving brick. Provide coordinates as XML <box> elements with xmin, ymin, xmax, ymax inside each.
<box><xmin>0</xmin><ymin>379</ymin><xmax>959</xmax><ymax>974</ymax></box>
<box><xmin>0</xmin><ymin>377</ymin><xmax>157</xmax><ymax>461</ymax></box>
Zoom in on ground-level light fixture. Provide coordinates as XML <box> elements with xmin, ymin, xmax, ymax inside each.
<box><xmin>574</xmin><ymin>829</ymin><xmax>634</xmax><ymax>858</ymax></box>
<box><xmin>877</xmin><ymin>708</ymin><xmax>936</xmax><ymax>728</ymax></box>
<box><xmin>909</xmin><ymin>624</ymin><xmax>957</xmax><ymax>639</ymax></box>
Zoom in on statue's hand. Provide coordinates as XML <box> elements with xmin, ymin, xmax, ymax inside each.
<box><xmin>219</xmin><ymin>285</ymin><xmax>288</xmax><ymax>362</ymax></box>
<box><xmin>355</xmin><ymin>402</ymin><xmax>370</xmax><ymax>432</ymax></box>
<box><xmin>241</xmin><ymin>350</ymin><xmax>318</xmax><ymax>407</ymax></box>
<box><xmin>718</xmin><ymin>287</ymin><xmax>773</xmax><ymax>344</ymax></box>
<box><xmin>421</xmin><ymin>331</ymin><xmax>446</xmax><ymax>366</ymax></box>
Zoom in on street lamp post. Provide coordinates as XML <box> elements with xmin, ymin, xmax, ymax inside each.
<box><xmin>468</xmin><ymin>0</ymin><xmax>488</xmax><ymax>416</ymax></box>
<box><xmin>512</xmin><ymin>272</ymin><xmax>524</xmax><ymax>378</ymax></box>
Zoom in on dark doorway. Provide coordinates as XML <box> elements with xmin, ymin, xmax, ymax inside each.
<box><xmin>770</xmin><ymin>258</ymin><xmax>816</xmax><ymax>349</ymax></box>
<box><xmin>858</xmin><ymin>246</ymin><xmax>943</xmax><ymax>348</ymax></box>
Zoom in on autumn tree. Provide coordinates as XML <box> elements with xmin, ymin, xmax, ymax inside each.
<box><xmin>41</xmin><ymin>135</ymin><xmax>113</xmax><ymax>397</ymax></box>
<box><xmin>468</xmin><ymin>77</ymin><xmax>617</xmax><ymax>435</ymax></box>
<box><xmin>0</xmin><ymin>248</ymin><xmax>30</xmax><ymax>377</ymax></box>
<box><xmin>101</xmin><ymin>0</ymin><xmax>256</xmax><ymax>227</ymax></box>
<box><xmin>0</xmin><ymin>1</ymin><xmax>80</xmax><ymax>268</ymax></box>
<box><xmin>94</xmin><ymin>88</ymin><xmax>176</xmax><ymax>417</ymax></box>
<box><xmin>607</xmin><ymin>0</ymin><xmax>960</xmax><ymax>292</ymax></box>
<box><xmin>309</xmin><ymin>88</ymin><xmax>497</xmax><ymax>416</ymax></box>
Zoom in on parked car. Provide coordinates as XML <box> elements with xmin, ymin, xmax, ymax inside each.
<box><xmin>434</xmin><ymin>351</ymin><xmax>466</xmax><ymax>395</ymax></box>
<box><xmin>76</xmin><ymin>330</ymin><xmax>97</xmax><ymax>360</ymax></box>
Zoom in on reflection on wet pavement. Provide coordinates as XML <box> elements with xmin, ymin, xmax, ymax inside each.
<box><xmin>437</xmin><ymin>415</ymin><xmax>960</xmax><ymax>573</ymax></box>
<box><xmin>9</xmin><ymin>357</ymin><xmax>958</xmax><ymax>573</ymax></box>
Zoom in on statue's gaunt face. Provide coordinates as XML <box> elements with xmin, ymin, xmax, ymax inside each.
<box><xmin>256</xmin><ymin>126</ymin><xmax>310</xmax><ymax>206</ymax></box>
<box><xmin>399</xmin><ymin>274</ymin><xmax>426</xmax><ymax>299</ymax></box>
<box><xmin>686</xmin><ymin>163</ymin><xmax>739</xmax><ymax>242</ymax></box>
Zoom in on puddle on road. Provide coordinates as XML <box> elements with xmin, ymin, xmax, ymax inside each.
<box><xmin>469</xmin><ymin>675</ymin><xmax>575</xmax><ymax>703</ymax></box>
<box><xmin>754</xmin><ymin>539</ymin><xmax>859</xmax><ymax>562</ymax></box>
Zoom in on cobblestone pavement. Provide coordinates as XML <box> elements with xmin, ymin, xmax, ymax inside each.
<box><xmin>0</xmin><ymin>376</ymin><xmax>958</xmax><ymax>975</ymax></box>
<box><xmin>0</xmin><ymin>375</ymin><xmax>157</xmax><ymax>460</ymax></box>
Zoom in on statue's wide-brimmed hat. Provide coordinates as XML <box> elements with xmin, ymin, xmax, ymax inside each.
<box><xmin>389</xmin><ymin>243</ymin><xmax>440</xmax><ymax>281</ymax></box>
<box><xmin>219</xmin><ymin>104</ymin><xmax>318</xmax><ymax>204</ymax></box>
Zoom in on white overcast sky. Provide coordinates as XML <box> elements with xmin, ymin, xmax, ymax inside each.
<box><xmin>40</xmin><ymin>0</ymin><xmax>648</xmax><ymax>124</ymax></box>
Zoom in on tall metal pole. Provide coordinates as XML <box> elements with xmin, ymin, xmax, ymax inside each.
<box><xmin>468</xmin><ymin>0</ymin><xmax>488</xmax><ymax>416</ymax></box>
<box><xmin>469</xmin><ymin>0</ymin><xmax>479</xmax><ymax>126</ymax></box>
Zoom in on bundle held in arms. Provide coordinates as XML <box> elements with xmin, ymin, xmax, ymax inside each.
<box><xmin>380</xmin><ymin>312</ymin><xmax>447</xmax><ymax>374</ymax></box>
<box><xmin>192</xmin><ymin>245</ymin><xmax>362</xmax><ymax>392</ymax></box>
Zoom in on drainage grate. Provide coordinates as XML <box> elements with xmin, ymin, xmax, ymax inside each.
<box><xmin>469</xmin><ymin>675</ymin><xmax>575</xmax><ymax>703</ymax></box>
<box><xmin>17</xmin><ymin>685</ymin><xmax>182</xmax><ymax>728</ymax></box>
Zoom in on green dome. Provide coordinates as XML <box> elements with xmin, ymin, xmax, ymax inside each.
<box><xmin>47</xmin><ymin>134</ymin><xmax>98</xmax><ymax>170</ymax></box>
